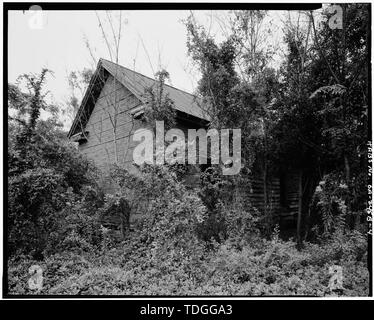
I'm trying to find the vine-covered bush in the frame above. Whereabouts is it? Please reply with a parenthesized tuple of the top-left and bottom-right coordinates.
(8, 166, 105, 258)
(309, 172, 368, 239)
(112, 164, 208, 260)
(45, 186, 104, 255)
(8, 114, 102, 258)
(7, 163, 369, 296)
(196, 166, 261, 245)
(8, 168, 66, 257)
(8, 227, 368, 296)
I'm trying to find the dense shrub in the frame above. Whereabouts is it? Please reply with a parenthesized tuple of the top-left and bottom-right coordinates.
(8, 161, 368, 296)
(8, 168, 66, 257)
(113, 165, 208, 264)
(7, 252, 90, 295)
(8, 228, 368, 296)
(45, 186, 104, 255)
(7, 141, 369, 296)
(8, 118, 103, 257)
(197, 166, 261, 245)
(8, 167, 104, 258)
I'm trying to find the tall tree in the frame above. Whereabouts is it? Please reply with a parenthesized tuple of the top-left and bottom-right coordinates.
(308, 4, 369, 229)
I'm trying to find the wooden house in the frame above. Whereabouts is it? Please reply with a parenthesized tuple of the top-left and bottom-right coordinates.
(68, 58, 209, 172)
(68, 58, 300, 233)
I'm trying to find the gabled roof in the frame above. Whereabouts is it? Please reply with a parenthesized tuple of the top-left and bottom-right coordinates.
(68, 58, 209, 138)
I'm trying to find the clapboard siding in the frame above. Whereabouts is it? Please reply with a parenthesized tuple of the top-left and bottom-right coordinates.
(186, 170, 300, 227)
(88, 98, 139, 125)
(243, 172, 300, 225)
(82, 119, 147, 147)
(280, 171, 300, 224)
(241, 176, 281, 215)
(79, 74, 146, 170)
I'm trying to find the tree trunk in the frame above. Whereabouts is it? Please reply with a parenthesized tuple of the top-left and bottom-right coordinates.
(303, 172, 319, 242)
(263, 119, 271, 235)
(344, 154, 350, 182)
(296, 170, 303, 249)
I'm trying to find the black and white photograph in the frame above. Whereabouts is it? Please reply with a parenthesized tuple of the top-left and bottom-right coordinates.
(2, 1, 372, 301)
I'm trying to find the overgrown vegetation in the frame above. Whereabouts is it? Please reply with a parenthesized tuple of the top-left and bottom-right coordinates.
(7, 4, 370, 296)
(7, 161, 369, 296)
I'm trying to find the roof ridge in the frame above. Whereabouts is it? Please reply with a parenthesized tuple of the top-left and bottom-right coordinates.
(99, 58, 199, 99)
(69, 58, 209, 137)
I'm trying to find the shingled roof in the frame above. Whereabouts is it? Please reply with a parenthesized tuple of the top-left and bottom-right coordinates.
(68, 58, 209, 138)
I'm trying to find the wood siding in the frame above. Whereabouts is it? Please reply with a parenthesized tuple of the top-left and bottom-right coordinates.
(79, 75, 145, 173)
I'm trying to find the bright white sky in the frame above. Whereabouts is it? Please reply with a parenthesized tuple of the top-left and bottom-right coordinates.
(8, 9, 316, 127)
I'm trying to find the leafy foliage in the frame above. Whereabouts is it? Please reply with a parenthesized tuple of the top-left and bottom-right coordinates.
(8, 71, 102, 258)
(143, 70, 177, 130)
(8, 228, 368, 296)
